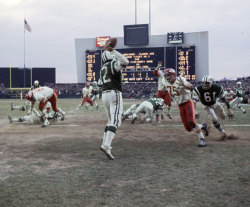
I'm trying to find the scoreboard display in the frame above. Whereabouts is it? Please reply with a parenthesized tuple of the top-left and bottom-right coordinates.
(86, 46, 195, 82)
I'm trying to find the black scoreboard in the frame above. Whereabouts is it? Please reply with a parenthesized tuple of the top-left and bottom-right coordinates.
(86, 46, 195, 82)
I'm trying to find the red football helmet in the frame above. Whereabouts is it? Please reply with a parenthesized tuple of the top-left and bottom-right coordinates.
(25, 91, 34, 101)
(226, 88, 230, 92)
(85, 83, 90, 88)
(164, 68, 176, 84)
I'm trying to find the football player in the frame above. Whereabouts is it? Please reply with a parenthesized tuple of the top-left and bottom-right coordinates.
(25, 86, 65, 127)
(30, 80, 40, 91)
(122, 103, 140, 121)
(193, 76, 234, 139)
(164, 69, 208, 147)
(76, 83, 94, 111)
(85, 81, 99, 110)
(153, 61, 172, 119)
(98, 40, 129, 160)
(230, 81, 246, 114)
(224, 88, 235, 102)
(8, 101, 60, 126)
(131, 98, 164, 124)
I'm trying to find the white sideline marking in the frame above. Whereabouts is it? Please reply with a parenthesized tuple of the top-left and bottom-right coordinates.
(50, 124, 250, 127)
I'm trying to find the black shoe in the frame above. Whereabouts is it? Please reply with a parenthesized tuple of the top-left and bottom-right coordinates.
(131, 117, 137, 124)
(243, 111, 246, 114)
(201, 123, 209, 136)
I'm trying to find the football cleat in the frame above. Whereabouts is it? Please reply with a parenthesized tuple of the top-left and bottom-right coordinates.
(167, 114, 173, 119)
(21, 106, 26, 111)
(201, 123, 209, 136)
(243, 111, 246, 114)
(96, 105, 99, 110)
(61, 112, 65, 121)
(131, 114, 137, 124)
(100, 146, 114, 160)
(198, 138, 207, 147)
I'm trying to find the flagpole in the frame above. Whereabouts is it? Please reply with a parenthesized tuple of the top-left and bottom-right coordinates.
(24, 18, 26, 87)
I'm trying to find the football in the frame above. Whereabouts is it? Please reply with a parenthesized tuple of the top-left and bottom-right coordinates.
(105, 37, 117, 48)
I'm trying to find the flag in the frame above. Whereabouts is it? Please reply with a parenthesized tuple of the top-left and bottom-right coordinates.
(24, 19, 32, 32)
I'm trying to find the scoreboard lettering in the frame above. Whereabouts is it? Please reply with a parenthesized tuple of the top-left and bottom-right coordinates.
(85, 46, 195, 82)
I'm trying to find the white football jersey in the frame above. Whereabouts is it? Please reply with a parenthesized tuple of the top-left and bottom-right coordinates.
(156, 70, 168, 91)
(165, 76, 191, 105)
(82, 86, 93, 97)
(32, 86, 54, 103)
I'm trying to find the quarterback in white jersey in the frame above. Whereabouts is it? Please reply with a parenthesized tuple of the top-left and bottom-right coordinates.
(164, 69, 208, 147)
(25, 86, 65, 127)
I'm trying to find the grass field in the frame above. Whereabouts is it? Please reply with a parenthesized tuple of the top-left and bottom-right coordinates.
(0, 98, 249, 207)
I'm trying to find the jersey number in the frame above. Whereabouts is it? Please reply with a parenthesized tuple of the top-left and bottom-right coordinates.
(167, 86, 180, 96)
(102, 66, 111, 83)
(204, 92, 216, 102)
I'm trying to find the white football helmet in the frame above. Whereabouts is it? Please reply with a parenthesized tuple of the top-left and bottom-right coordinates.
(34, 80, 39, 87)
(236, 81, 242, 87)
(93, 81, 97, 86)
(102, 51, 115, 63)
(202, 76, 213, 90)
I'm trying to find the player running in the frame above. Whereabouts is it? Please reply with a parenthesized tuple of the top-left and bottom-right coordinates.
(75, 83, 94, 111)
(224, 88, 235, 102)
(98, 39, 129, 160)
(153, 61, 172, 120)
(25, 86, 65, 127)
(131, 98, 164, 124)
(193, 76, 234, 139)
(85, 81, 99, 110)
(230, 81, 246, 114)
(164, 69, 208, 147)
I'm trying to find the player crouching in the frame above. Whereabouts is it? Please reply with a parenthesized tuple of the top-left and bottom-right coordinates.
(164, 69, 208, 147)
(25, 86, 65, 127)
(8, 102, 60, 125)
(131, 98, 164, 124)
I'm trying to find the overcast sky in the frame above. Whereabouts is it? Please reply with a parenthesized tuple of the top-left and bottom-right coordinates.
(0, 0, 249, 83)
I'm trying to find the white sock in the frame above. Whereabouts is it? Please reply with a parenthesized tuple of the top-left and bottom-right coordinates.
(102, 132, 107, 147)
(193, 124, 204, 139)
(104, 131, 116, 148)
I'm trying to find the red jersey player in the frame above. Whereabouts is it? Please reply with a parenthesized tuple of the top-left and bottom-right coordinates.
(76, 83, 94, 111)
(25, 86, 65, 127)
(164, 69, 208, 147)
(153, 61, 172, 120)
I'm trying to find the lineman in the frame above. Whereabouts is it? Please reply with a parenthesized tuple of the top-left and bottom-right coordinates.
(193, 76, 234, 139)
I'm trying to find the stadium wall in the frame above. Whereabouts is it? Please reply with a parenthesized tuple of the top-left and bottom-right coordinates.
(75, 31, 208, 83)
